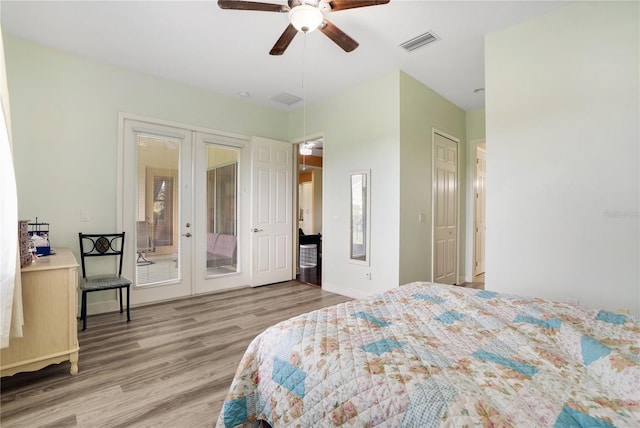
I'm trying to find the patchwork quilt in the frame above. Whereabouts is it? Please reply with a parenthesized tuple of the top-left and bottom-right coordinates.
(217, 282, 640, 427)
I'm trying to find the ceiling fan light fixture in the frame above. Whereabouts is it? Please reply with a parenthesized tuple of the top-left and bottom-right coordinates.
(299, 144, 313, 156)
(289, 5, 323, 33)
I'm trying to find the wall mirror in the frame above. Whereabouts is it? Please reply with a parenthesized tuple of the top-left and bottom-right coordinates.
(350, 170, 370, 265)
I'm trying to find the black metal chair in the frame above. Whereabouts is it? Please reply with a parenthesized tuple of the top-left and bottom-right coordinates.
(78, 232, 131, 331)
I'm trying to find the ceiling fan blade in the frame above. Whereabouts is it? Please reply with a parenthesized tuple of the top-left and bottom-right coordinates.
(322, 0, 389, 12)
(270, 24, 298, 55)
(218, 0, 289, 12)
(318, 19, 359, 52)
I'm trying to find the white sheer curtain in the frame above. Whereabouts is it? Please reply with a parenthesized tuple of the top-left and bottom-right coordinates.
(0, 24, 23, 349)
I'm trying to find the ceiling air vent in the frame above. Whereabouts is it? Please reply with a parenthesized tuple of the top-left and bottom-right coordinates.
(271, 92, 303, 106)
(400, 31, 440, 52)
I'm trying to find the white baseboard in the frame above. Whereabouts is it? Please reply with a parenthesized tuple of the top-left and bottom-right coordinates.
(322, 282, 373, 300)
(78, 299, 121, 317)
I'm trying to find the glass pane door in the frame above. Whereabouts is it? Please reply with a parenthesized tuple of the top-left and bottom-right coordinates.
(205, 145, 239, 276)
(136, 135, 180, 285)
(121, 117, 193, 305)
(122, 118, 248, 303)
(193, 132, 248, 295)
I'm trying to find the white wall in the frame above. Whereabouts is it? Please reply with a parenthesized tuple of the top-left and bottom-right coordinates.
(485, 1, 639, 314)
(290, 71, 401, 298)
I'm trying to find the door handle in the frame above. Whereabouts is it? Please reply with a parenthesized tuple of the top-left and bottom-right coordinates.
(252, 228, 263, 233)
(182, 232, 192, 238)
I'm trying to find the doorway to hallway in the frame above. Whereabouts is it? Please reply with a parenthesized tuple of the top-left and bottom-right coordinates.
(296, 138, 323, 286)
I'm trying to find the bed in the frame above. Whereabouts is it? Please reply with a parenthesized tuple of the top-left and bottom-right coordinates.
(217, 282, 640, 427)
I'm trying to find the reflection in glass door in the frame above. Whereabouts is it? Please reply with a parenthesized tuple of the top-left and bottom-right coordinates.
(136, 135, 180, 286)
(151, 175, 174, 248)
(205, 145, 239, 276)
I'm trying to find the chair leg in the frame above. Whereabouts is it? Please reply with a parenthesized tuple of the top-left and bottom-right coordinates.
(81, 291, 88, 331)
(126, 285, 131, 322)
(118, 287, 124, 314)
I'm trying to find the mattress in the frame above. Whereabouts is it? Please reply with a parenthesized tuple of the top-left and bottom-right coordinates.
(217, 282, 640, 427)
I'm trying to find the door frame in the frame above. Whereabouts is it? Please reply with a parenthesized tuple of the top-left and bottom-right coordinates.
(298, 177, 314, 235)
(473, 141, 486, 278)
(430, 129, 460, 284)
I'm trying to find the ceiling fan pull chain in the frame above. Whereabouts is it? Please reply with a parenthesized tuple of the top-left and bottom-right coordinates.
(302, 31, 307, 148)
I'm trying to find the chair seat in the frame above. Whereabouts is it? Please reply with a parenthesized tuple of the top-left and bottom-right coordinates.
(80, 274, 132, 291)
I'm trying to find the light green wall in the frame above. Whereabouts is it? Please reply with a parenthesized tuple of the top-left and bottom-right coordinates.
(7, 34, 477, 302)
(464, 108, 485, 280)
(466, 108, 485, 143)
(6, 35, 287, 255)
(5, 35, 287, 305)
(398, 72, 466, 285)
(485, 1, 639, 314)
(290, 71, 401, 298)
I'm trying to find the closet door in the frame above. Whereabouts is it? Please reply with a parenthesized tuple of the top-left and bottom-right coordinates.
(433, 132, 458, 285)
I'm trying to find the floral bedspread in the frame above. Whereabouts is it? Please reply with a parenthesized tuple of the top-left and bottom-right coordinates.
(217, 282, 640, 427)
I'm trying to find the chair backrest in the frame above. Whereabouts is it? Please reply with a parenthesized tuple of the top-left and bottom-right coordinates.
(207, 232, 220, 254)
(78, 232, 126, 279)
(215, 234, 237, 259)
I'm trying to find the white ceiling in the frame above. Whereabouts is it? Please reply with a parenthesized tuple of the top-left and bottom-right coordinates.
(1, 0, 569, 112)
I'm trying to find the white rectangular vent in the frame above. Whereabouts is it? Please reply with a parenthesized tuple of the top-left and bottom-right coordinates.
(400, 31, 440, 52)
(271, 92, 303, 106)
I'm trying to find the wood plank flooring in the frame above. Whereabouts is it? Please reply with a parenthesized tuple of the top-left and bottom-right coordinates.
(0, 281, 352, 428)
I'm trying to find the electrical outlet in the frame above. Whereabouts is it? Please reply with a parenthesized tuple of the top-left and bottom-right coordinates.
(81, 210, 90, 222)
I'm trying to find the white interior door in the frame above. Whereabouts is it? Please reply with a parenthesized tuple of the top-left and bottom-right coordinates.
(433, 132, 458, 285)
(250, 137, 293, 286)
(475, 144, 486, 275)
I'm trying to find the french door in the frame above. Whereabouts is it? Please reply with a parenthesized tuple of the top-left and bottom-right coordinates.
(119, 115, 248, 305)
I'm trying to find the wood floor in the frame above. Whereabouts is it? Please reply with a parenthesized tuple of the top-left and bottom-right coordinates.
(0, 281, 352, 428)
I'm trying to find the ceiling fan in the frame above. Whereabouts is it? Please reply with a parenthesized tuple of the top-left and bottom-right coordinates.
(218, 0, 390, 55)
